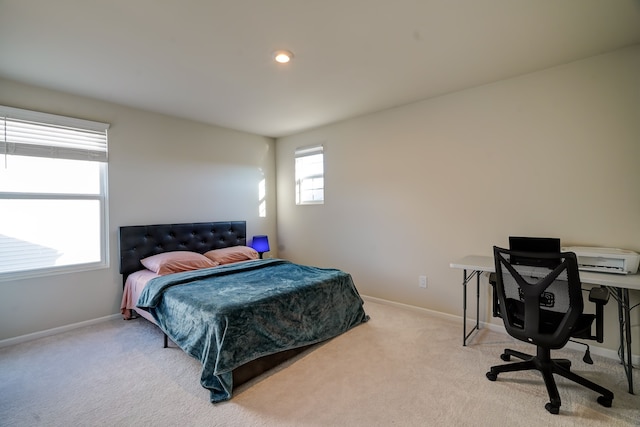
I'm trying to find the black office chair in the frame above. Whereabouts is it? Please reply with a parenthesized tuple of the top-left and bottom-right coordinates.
(486, 246, 614, 414)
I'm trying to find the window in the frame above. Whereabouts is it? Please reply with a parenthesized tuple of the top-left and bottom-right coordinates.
(295, 145, 324, 205)
(0, 105, 110, 280)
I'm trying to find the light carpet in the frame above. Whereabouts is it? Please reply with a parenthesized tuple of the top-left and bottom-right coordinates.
(0, 300, 638, 426)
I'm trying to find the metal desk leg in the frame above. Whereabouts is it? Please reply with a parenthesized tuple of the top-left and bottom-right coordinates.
(615, 287, 634, 394)
(476, 271, 480, 338)
(462, 269, 481, 346)
(463, 270, 467, 346)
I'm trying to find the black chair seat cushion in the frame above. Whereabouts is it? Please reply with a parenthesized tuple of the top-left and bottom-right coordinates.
(505, 298, 594, 338)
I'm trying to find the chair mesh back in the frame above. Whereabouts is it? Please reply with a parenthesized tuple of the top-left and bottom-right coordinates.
(493, 247, 583, 349)
(500, 266, 571, 315)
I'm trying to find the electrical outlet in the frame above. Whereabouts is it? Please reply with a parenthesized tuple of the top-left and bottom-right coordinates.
(419, 275, 427, 288)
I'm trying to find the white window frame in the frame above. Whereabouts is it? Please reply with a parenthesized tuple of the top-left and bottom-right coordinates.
(295, 145, 324, 205)
(0, 105, 110, 281)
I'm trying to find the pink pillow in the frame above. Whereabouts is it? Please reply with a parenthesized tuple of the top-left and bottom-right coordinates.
(204, 246, 259, 265)
(140, 251, 219, 275)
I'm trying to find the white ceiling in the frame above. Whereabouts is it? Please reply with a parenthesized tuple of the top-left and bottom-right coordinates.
(1, 1, 640, 138)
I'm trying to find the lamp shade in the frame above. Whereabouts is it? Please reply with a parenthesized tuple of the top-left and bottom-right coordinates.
(251, 235, 270, 256)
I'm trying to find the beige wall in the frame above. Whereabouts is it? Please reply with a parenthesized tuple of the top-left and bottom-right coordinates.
(1, 45, 638, 359)
(276, 45, 640, 356)
(0, 79, 277, 341)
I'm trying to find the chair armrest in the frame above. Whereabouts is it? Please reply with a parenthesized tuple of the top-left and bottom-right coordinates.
(589, 286, 610, 305)
(588, 286, 609, 343)
(489, 273, 500, 318)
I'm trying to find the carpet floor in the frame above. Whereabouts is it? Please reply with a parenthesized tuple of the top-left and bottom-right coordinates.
(0, 300, 638, 426)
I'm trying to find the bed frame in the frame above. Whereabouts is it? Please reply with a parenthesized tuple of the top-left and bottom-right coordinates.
(119, 220, 247, 286)
(118, 220, 309, 389)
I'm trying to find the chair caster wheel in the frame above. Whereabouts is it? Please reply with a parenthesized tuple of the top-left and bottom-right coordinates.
(545, 402, 559, 414)
(486, 371, 497, 381)
(500, 354, 511, 361)
(597, 396, 612, 407)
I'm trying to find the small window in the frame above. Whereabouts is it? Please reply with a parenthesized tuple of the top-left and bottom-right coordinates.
(0, 105, 110, 280)
(295, 145, 324, 205)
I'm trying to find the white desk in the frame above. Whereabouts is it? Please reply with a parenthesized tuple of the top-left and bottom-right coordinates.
(450, 255, 640, 394)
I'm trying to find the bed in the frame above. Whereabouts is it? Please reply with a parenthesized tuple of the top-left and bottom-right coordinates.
(119, 221, 369, 402)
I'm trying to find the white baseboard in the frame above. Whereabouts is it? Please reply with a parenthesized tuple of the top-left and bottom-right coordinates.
(361, 295, 640, 366)
(0, 313, 121, 349)
(363, 295, 462, 322)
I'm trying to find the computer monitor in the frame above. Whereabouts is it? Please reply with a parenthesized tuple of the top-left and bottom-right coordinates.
(509, 236, 561, 268)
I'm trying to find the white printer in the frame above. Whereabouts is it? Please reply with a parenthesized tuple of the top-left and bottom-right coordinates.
(562, 246, 640, 275)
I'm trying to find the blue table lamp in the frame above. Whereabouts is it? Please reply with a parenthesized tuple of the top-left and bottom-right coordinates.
(252, 235, 270, 259)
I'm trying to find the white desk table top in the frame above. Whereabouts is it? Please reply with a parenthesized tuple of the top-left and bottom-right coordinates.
(450, 255, 640, 291)
(449, 255, 494, 272)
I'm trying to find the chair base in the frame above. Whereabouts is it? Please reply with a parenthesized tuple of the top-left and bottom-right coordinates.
(486, 346, 613, 414)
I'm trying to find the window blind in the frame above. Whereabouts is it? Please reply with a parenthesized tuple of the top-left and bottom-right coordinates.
(295, 144, 323, 159)
(0, 105, 110, 162)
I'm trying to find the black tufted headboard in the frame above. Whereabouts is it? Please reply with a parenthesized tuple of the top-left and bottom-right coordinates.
(119, 221, 247, 285)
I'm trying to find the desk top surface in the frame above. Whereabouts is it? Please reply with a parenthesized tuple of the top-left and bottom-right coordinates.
(450, 255, 640, 291)
(449, 255, 495, 272)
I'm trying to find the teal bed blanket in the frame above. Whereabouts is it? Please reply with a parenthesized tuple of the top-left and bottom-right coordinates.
(137, 259, 369, 402)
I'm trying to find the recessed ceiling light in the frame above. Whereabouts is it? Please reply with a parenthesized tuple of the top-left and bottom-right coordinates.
(273, 50, 294, 64)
